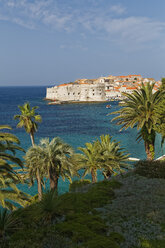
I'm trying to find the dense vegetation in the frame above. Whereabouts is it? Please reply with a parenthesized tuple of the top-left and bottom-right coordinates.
(1, 80, 165, 247)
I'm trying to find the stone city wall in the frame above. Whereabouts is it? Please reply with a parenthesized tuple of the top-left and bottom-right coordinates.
(46, 83, 106, 102)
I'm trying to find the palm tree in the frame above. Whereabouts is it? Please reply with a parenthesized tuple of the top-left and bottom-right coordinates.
(36, 190, 60, 223)
(97, 135, 129, 179)
(0, 208, 19, 245)
(78, 141, 101, 183)
(111, 83, 164, 160)
(25, 137, 74, 192)
(14, 102, 42, 146)
(0, 125, 28, 209)
(0, 125, 23, 174)
(14, 102, 42, 200)
(24, 145, 45, 201)
(153, 79, 165, 146)
(40, 138, 74, 191)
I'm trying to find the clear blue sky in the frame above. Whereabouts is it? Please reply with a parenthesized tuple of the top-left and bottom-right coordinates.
(0, 0, 165, 86)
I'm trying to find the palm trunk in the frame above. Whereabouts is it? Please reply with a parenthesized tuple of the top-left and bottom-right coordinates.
(30, 132, 35, 147)
(36, 168, 42, 201)
(145, 141, 154, 160)
(49, 166, 59, 192)
(91, 168, 97, 183)
(30, 132, 42, 200)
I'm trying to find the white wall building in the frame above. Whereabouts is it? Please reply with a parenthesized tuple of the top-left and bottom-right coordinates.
(46, 74, 158, 102)
(105, 90, 122, 99)
(46, 83, 106, 102)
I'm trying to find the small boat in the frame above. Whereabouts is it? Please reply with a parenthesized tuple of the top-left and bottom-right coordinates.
(106, 105, 111, 109)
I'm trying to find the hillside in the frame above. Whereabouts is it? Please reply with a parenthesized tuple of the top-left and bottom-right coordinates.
(4, 162, 165, 248)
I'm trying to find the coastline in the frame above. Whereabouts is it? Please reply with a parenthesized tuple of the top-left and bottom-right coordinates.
(44, 97, 124, 105)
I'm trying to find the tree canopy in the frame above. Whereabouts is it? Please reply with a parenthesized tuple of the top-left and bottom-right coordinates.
(111, 83, 164, 160)
(0, 125, 28, 209)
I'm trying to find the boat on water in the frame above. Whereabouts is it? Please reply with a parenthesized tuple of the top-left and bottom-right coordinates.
(106, 104, 111, 109)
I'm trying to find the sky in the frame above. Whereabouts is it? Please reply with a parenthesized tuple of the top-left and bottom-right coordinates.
(0, 0, 165, 86)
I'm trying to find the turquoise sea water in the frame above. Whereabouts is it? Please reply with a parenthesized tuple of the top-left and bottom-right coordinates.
(0, 86, 163, 194)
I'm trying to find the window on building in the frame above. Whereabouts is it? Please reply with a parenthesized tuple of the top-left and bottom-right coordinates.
(93, 93, 95, 95)
(73, 92, 75, 95)
(68, 93, 70, 95)
(78, 92, 80, 95)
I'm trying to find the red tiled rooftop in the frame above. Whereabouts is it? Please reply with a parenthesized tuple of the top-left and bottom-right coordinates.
(58, 83, 71, 87)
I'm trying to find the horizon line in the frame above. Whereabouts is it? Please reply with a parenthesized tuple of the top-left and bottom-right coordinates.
(0, 85, 57, 87)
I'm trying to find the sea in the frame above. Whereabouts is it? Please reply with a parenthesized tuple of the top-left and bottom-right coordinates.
(0, 86, 163, 195)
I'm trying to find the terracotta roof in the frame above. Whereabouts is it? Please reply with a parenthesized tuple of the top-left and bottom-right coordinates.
(126, 87, 137, 90)
(128, 75, 141, 77)
(58, 83, 71, 87)
(117, 75, 141, 79)
(147, 78, 155, 80)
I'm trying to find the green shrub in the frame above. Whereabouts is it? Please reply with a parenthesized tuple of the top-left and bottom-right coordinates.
(11, 179, 120, 229)
(6, 179, 122, 247)
(42, 232, 73, 248)
(84, 236, 120, 248)
(109, 232, 125, 244)
(56, 222, 95, 243)
(8, 228, 73, 248)
(55, 180, 120, 214)
(134, 160, 165, 178)
(69, 179, 91, 192)
(141, 239, 165, 248)
(65, 214, 107, 234)
(8, 228, 45, 248)
(55, 214, 122, 247)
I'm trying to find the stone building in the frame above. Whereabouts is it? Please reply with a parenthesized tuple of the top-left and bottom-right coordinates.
(46, 74, 159, 102)
(46, 82, 106, 102)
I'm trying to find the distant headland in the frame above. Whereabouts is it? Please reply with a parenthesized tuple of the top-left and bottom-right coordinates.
(46, 74, 161, 103)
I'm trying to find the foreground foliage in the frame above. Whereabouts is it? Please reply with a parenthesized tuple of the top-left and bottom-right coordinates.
(134, 160, 165, 178)
(0, 208, 19, 246)
(4, 180, 122, 248)
(1, 165, 165, 247)
(97, 173, 165, 248)
(0, 125, 28, 210)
